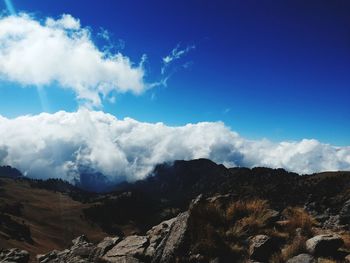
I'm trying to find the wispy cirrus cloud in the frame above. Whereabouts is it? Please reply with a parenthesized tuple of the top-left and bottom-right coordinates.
(0, 13, 149, 107)
(161, 43, 195, 75)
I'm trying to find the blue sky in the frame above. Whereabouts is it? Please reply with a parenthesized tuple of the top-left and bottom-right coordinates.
(0, 0, 350, 146)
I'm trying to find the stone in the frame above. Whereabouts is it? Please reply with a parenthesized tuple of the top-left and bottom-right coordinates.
(152, 211, 190, 263)
(339, 199, 350, 225)
(0, 248, 30, 263)
(95, 236, 122, 256)
(103, 256, 142, 263)
(145, 217, 176, 258)
(286, 253, 315, 263)
(249, 235, 276, 262)
(72, 235, 90, 246)
(306, 234, 343, 256)
(104, 235, 148, 259)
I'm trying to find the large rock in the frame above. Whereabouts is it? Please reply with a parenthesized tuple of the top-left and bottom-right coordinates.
(103, 255, 142, 263)
(339, 199, 350, 226)
(249, 235, 276, 262)
(91, 236, 122, 259)
(103, 235, 148, 261)
(306, 234, 343, 256)
(152, 211, 190, 263)
(37, 235, 95, 263)
(0, 248, 29, 263)
(286, 253, 315, 263)
(145, 217, 176, 258)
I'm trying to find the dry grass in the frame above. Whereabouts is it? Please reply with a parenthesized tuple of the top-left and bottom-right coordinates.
(281, 207, 316, 237)
(317, 259, 337, 263)
(341, 232, 350, 250)
(225, 199, 278, 241)
(189, 199, 275, 260)
(226, 199, 269, 222)
(186, 198, 346, 262)
(0, 178, 107, 262)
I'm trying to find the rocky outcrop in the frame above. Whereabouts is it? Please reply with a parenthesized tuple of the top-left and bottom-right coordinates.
(145, 217, 176, 258)
(249, 235, 277, 262)
(152, 212, 190, 263)
(36, 211, 187, 263)
(37, 235, 96, 263)
(306, 234, 343, 257)
(286, 254, 315, 263)
(91, 236, 122, 260)
(339, 199, 350, 226)
(103, 235, 149, 262)
(0, 248, 29, 263)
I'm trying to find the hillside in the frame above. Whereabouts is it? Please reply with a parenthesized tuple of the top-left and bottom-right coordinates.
(0, 160, 350, 262)
(0, 177, 107, 261)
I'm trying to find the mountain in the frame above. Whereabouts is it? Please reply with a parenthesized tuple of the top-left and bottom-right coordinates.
(0, 160, 350, 262)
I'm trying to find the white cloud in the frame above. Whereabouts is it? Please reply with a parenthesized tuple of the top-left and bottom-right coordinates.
(0, 110, 349, 184)
(0, 13, 148, 107)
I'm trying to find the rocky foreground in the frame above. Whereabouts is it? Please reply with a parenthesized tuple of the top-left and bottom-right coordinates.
(2, 194, 350, 263)
(1, 160, 350, 262)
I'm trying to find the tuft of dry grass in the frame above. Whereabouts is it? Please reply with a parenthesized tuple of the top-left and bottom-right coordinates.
(270, 235, 307, 263)
(225, 199, 278, 241)
(341, 232, 350, 250)
(281, 207, 316, 237)
(317, 259, 337, 263)
(226, 199, 269, 222)
(189, 199, 328, 262)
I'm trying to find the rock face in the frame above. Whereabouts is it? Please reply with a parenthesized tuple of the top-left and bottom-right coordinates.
(0, 248, 29, 263)
(339, 199, 350, 226)
(286, 254, 315, 263)
(35, 212, 185, 263)
(249, 235, 276, 261)
(152, 211, 190, 263)
(145, 217, 177, 258)
(306, 234, 344, 257)
(103, 235, 149, 262)
(37, 235, 96, 263)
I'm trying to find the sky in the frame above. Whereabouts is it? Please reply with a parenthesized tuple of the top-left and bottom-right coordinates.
(0, 0, 349, 183)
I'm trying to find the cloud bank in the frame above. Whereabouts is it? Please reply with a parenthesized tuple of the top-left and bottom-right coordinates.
(0, 110, 349, 184)
(0, 13, 147, 107)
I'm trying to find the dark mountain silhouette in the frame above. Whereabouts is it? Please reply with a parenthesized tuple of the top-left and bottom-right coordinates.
(0, 166, 23, 179)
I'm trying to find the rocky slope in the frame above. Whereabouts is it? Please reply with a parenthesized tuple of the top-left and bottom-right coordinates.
(0, 159, 350, 262)
(20, 195, 350, 262)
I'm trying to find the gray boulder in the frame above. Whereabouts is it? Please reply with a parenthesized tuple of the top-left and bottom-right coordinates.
(152, 211, 190, 263)
(91, 236, 122, 258)
(103, 235, 148, 262)
(37, 235, 95, 263)
(306, 234, 343, 256)
(286, 253, 315, 263)
(0, 248, 29, 263)
(145, 217, 176, 258)
(339, 199, 350, 226)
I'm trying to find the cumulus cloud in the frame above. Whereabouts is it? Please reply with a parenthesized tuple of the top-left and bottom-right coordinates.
(0, 13, 148, 107)
(0, 110, 349, 184)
